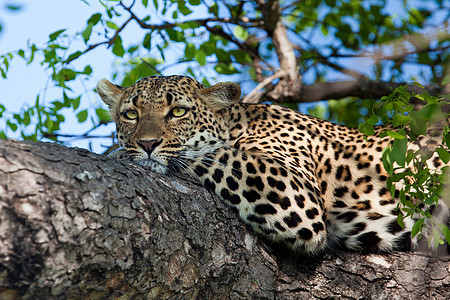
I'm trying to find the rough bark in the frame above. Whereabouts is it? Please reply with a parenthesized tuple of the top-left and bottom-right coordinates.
(0, 139, 448, 299)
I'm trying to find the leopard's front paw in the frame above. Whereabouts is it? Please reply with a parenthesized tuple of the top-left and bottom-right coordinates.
(109, 148, 134, 160)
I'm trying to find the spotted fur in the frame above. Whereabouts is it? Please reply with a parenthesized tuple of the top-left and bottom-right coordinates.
(97, 75, 449, 254)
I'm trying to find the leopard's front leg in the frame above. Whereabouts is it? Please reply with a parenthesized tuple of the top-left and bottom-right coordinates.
(190, 147, 328, 254)
(108, 148, 133, 160)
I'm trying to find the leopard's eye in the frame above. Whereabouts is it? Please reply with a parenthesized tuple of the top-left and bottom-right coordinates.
(123, 110, 138, 120)
(170, 107, 187, 118)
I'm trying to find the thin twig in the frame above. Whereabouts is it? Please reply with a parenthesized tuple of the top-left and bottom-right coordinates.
(120, 1, 263, 29)
(42, 122, 112, 141)
(64, 15, 133, 64)
(242, 70, 285, 103)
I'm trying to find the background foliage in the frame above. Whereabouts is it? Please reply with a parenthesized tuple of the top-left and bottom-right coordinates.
(360, 84, 450, 247)
(1, 0, 448, 147)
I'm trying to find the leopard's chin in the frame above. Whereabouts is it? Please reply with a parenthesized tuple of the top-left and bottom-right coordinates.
(137, 159, 168, 174)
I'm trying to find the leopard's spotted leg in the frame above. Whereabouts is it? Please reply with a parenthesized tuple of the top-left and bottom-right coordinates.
(189, 147, 328, 254)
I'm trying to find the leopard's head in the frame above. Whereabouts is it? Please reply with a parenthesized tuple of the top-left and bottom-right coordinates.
(97, 75, 241, 174)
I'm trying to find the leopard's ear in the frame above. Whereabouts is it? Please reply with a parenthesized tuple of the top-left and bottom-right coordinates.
(97, 79, 124, 109)
(198, 82, 241, 111)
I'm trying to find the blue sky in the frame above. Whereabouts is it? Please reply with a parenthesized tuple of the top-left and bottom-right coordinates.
(0, 1, 109, 111)
(0, 0, 135, 152)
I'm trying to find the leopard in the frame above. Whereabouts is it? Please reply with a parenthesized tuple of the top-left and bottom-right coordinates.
(97, 75, 449, 255)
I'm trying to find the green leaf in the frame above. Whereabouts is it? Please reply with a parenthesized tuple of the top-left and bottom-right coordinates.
(82, 23, 93, 43)
(82, 17, 100, 43)
(399, 188, 406, 202)
(49, 29, 66, 42)
(7, 121, 18, 132)
(393, 114, 410, 127)
(72, 96, 81, 110)
(106, 21, 118, 30)
(359, 123, 375, 136)
(56, 114, 65, 123)
(382, 146, 393, 175)
(189, 0, 201, 5)
(230, 50, 252, 64)
(76, 110, 88, 123)
(83, 65, 93, 75)
(44, 117, 54, 131)
(410, 111, 427, 137)
(405, 150, 415, 164)
(432, 228, 441, 249)
(23, 111, 31, 126)
(442, 75, 450, 86)
(143, 33, 151, 50)
(87, 13, 102, 25)
(128, 45, 139, 54)
(321, 24, 328, 36)
(195, 50, 206, 66)
(436, 147, 450, 164)
(445, 132, 450, 149)
(185, 43, 195, 60)
(386, 130, 406, 139)
(392, 137, 407, 167)
(179, 21, 200, 30)
(112, 36, 125, 57)
(397, 213, 405, 229)
(366, 114, 379, 125)
(62, 93, 70, 108)
(209, 3, 218, 15)
(96, 108, 111, 123)
(67, 51, 83, 62)
(424, 195, 438, 205)
(201, 77, 210, 87)
(142, 0, 149, 7)
(13, 113, 21, 123)
(59, 68, 77, 82)
(214, 63, 238, 75)
(166, 29, 184, 42)
(437, 223, 450, 245)
(411, 218, 424, 238)
(234, 26, 249, 41)
(17, 49, 25, 58)
(177, 0, 192, 16)
(412, 81, 424, 89)
(420, 103, 443, 121)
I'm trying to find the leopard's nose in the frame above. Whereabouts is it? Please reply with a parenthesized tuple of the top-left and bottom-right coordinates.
(138, 139, 161, 155)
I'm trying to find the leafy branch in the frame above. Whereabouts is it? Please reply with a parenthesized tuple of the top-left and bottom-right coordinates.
(360, 77, 450, 248)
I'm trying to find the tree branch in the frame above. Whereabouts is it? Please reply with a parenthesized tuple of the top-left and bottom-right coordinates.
(0, 139, 448, 299)
(290, 79, 445, 103)
(363, 24, 450, 64)
(243, 0, 302, 104)
(120, 1, 263, 30)
(243, 70, 285, 103)
(203, 23, 261, 61)
(64, 15, 133, 64)
(247, 77, 448, 106)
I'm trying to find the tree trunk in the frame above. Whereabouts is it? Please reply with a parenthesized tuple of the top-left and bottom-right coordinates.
(0, 139, 448, 299)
